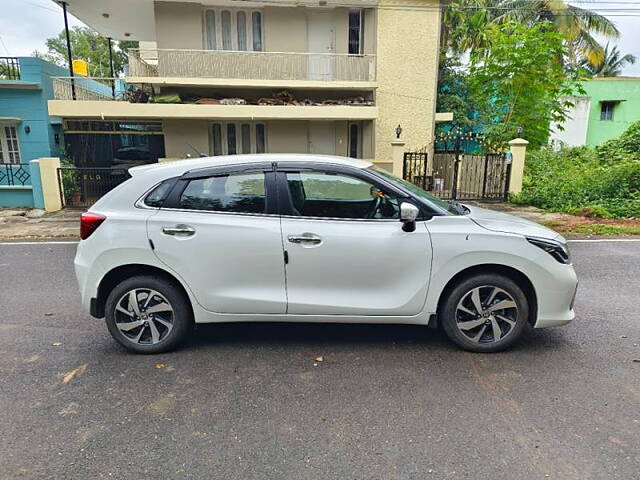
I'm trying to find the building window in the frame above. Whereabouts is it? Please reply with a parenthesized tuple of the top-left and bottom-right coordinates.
(600, 101, 615, 121)
(0, 125, 21, 164)
(237, 11, 247, 51)
(256, 124, 266, 153)
(212, 124, 223, 156)
(205, 10, 216, 50)
(226, 123, 237, 154)
(252, 12, 263, 51)
(348, 10, 364, 55)
(348, 122, 361, 158)
(205, 8, 263, 52)
(211, 122, 267, 156)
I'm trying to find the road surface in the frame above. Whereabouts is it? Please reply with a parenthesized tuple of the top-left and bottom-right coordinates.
(0, 240, 639, 479)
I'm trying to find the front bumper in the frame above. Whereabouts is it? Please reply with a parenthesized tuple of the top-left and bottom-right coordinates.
(533, 265, 578, 328)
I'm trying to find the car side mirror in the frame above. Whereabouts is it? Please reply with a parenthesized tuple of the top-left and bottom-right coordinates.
(400, 202, 419, 232)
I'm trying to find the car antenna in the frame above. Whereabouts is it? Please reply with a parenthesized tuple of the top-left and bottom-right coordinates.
(186, 142, 207, 158)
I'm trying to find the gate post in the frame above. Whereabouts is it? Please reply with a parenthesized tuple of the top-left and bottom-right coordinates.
(508, 138, 529, 195)
(391, 140, 405, 177)
(37, 157, 63, 212)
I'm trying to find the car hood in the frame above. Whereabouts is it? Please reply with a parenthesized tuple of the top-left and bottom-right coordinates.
(464, 204, 564, 241)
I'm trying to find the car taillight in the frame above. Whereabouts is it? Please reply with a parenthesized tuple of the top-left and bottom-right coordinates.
(80, 212, 106, 240)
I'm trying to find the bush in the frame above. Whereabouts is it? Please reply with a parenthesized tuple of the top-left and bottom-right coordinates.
(597, 120, 640, 162)
(512, 146, 640, 218)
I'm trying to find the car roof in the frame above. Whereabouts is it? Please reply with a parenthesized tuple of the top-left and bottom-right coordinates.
(128, 154, 373, 177)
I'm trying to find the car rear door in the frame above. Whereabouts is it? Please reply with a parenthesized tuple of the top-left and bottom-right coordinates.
(147, 163, 287, 314)
(277, 163, 433, 317)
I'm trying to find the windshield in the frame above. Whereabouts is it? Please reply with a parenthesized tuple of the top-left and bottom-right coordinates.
(370, 166, 464, 216)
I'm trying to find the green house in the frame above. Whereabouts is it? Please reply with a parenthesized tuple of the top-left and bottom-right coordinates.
(551, 77, 640, 148)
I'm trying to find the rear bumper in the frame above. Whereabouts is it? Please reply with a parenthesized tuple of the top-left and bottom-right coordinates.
(74, 242, 106, 316)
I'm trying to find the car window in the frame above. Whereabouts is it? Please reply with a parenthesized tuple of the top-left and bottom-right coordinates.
(144, 179, 176, 208)
(286, 171, 400, 219)
(179, 171, 266, 214)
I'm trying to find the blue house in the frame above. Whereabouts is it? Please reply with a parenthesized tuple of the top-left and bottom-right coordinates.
(0, 57, 68, 207)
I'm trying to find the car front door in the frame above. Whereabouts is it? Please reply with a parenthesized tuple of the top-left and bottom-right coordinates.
(277, 164, 433, 317)
(147, 163, 287, 314)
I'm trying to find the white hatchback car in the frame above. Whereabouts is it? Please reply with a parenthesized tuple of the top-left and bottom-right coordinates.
(75, 154, 577, 354)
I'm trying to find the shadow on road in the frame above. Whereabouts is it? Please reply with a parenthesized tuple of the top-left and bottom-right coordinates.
(175, 321, 572, 354)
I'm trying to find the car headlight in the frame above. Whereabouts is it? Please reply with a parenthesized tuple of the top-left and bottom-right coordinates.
(526, 236, 571, 264)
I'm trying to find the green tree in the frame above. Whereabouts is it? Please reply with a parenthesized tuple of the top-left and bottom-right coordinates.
(580, 43, 637, 77)
(493, 0, 619, 67)
(435, 54, 481, 135)
(468, 22, 582, 149)
(443, 0, 619, 68)
(32, 26, 138, 77)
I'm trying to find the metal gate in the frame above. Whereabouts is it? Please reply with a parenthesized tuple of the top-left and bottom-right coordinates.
(57, 167, 131, 208)
(403, 150, 510, 202)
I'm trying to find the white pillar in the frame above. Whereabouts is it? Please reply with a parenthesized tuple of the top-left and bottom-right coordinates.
(508, 138, 529, 195)
(38, 157, 62, 212)
(391, 140, 405, 177)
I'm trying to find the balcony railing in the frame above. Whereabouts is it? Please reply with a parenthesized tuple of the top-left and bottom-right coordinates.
(128, 49, 376, 82)
(0, 57, 21, 80)
(52, 77, 119, 101)
(0, 164, 31, 186)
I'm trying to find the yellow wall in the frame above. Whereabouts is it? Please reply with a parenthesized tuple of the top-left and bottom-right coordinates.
(264, 7, 307, 52)
(266, 121, 310, 153)
(155, 2, 203, 49)
(163, 119, 210, 158)
(374, 0, 441, 165)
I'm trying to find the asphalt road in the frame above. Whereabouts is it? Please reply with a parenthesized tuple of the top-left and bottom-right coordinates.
(1, 241, 639, 479)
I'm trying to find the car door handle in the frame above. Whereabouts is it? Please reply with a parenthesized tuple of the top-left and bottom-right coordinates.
(288, 234, 322, 244)
(162, 225, 196, 237)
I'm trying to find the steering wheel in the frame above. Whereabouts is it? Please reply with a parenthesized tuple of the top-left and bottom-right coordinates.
(367, 194, 383, 219)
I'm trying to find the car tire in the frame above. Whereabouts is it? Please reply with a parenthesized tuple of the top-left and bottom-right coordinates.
(440, 273, 529, 353)
(105, 275, 193, 354)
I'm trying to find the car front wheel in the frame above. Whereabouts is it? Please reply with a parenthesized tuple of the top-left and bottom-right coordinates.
(440, 273, 529, 352)
(105, 276, 193, 354)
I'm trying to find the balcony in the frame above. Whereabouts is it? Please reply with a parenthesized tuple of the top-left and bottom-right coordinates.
(49, 76, 377, 121)
(127, 49, 377, 87)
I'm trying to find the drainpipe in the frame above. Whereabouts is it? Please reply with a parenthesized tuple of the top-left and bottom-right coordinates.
(60, 1, 76, 100)
(107, 37, 115, 99)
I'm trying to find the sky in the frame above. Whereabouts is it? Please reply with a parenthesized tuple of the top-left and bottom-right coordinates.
(1, 0, 639, 76)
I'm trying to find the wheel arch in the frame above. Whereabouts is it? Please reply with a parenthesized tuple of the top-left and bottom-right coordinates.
(435, 264, 538, 326)
(93, 264, 193, 319)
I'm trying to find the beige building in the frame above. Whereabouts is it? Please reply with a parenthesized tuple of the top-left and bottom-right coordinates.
(48, 0, 444, 174)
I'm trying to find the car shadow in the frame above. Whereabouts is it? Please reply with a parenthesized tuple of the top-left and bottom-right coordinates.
(186, 322, 453, 351)
(182, 321, 574, 354)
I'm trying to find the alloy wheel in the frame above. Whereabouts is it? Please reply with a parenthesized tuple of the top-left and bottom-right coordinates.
(114, 289, 174, 345)
(455, 285, 519, 344)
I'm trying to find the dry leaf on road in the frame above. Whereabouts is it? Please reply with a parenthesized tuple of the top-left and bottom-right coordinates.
(62, 364, 88, 384)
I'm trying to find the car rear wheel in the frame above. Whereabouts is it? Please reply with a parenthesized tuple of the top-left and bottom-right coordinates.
(440, 273, 529, 352)
(105, 276, 193, 354)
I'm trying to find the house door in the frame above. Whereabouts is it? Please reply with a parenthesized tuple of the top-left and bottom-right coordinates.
(308, 122, 336, 155)
(307, 10, 335, 80)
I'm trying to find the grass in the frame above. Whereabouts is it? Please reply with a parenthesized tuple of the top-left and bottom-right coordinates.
(540, 220, 640, 237)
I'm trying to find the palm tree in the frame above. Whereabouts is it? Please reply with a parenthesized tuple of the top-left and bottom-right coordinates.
(580, 43, 637, 77)
(492, 0, 619, 66)
(443, 0, 619, 67)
